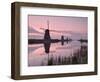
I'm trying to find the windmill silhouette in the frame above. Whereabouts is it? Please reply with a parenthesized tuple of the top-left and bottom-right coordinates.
(44, 20, 51, 41)
(40, 20, 72, 43)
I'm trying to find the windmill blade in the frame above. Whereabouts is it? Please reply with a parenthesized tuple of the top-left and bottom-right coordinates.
(40, 28, 64, 33)
(40, 28, 46, 30)
(40, 27, 84, 36)
(40, 20, 73, 34)
(40, 28, 72, 34)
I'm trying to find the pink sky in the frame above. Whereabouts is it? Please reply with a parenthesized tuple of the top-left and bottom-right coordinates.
(28, 15, 88, 39)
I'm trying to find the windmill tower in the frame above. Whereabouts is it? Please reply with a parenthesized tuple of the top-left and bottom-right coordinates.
(44, 20, 51, 40)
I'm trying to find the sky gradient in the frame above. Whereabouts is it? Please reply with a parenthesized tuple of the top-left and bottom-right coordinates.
(28, 15, 88, 40)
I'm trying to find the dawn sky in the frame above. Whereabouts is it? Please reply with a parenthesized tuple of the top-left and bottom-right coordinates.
(28, 15, 88, 40)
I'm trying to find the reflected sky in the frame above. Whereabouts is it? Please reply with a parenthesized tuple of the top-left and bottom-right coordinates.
(28, 41, 87, 66)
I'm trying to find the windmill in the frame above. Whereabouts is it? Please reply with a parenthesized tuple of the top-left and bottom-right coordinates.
(43, 20, 51, 41)
(40, 20, 72, 42)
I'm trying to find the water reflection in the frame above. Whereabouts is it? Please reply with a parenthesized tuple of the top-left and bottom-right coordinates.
(28, 41, 87, 66)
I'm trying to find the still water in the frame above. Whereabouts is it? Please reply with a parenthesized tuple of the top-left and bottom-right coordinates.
(28, 41, 87, 66)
